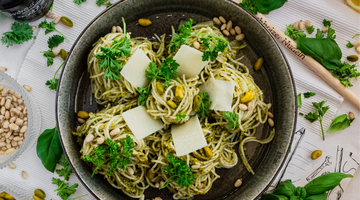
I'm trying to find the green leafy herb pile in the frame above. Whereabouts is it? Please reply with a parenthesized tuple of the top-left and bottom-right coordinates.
(169, 19, 228, 61)
(74, 0, 113, 7)
(83, 135, 135, 177)
(261, 173, 353, 200)
(38, 20, 69, 41)
(159, 153, 194, 189)
(175, 113, 187, 121)
(1, 21, 34, 48)
(137, 58, 180, 107)
(94, 18, 131, 81)
(304, 101, 329, 140)
(197, 92, 212, 118)
(285, 24, 306, 41)
(239, 0, 287, 14)
(223, 112, 240, 130)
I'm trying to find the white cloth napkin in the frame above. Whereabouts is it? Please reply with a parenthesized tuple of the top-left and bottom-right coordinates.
(0, 0, 359, 199)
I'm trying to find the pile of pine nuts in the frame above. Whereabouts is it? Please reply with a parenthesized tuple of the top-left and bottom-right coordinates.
(213, 16, 245, 41)
(293, 20, 311, 31)
(267, 103, 274, 127)
(0, 87, 28, 155)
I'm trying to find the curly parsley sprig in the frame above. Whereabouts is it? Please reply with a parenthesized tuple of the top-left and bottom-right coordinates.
(1, 21, 34, 48)
(304, 101, 330, 140)
(223, 112, 240, 130)
(38, 20, 69, 41)
(197, 92, 212, 118)
(46, 62, 63, 90)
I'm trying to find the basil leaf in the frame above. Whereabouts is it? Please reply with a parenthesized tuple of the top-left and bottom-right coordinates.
(304, 173, 353, 195)
(328, 114, 353, 133)
(261, 193, 289, 200)
(297, 38, 342, 70)
(294, 187, 307, 198)
(252, 0, 287, 14)
(36, 126, 63, 173)
(304, 193, 327, 200)
(274, 179, 296, 197)
(297, 93, 302, 108)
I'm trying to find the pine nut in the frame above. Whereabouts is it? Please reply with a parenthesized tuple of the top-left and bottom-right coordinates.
(0, 150, 4, 155)
(103, 1, 109, 5)
(76, 126, 80, 132)
(85, 134, 94, 143)
(354, 40, 360, 48)
(268, 118, 274, 127)
(268, 112, 274, 118)
(239, 104, 247, 111)
(22, 171, 28, 179)
(110, 128, 120, 136)
(52, 48, 60, 56)
(23, 85, 32, 92)
(213, 17, 221, 25)
(127, 167, 134, 175)
(299, 20, 305, 30)
(322, 26, 328, 33)
(2, 87, 9, 96)
(348, 112, 355, 120)
(235, 34, 245, 41)
(54, 16, 61, 24)
(77, 118, 85, 124)
(0, 67, 7, 72)
(230, 28, 236, 35)
(155, 182, 160, 188)
(5, 99, 11, 109)
(1, 98, 5, 106)
(191, 164, 200, 169)
(0, 142, 5, 147)
(116, 26, 123, 33)
(5, 148, 15, 154)
(234, 26, 241, 34)
(45, 12, 56, 19)
(8, 163, 16, 169)
(356, 47, 360, 54)
(267, 103, 272, 109)
(3, 121, 9, 129)
(160, 180, 164, 188)
(139, 194, 145, 200)
(13, 136, 23, 141)
(111, 26, 116, 33)
(219, 16, 226, 24)
(9, 89, 15, 95)
(20, 126, 27, 133)
(305, 20, 311, 27)
(9, 123, 19, 131)
(31, 26, 36, 31)
(226, 20, 233, 31)
(220, 24, 226, 30)
(293, 21, 299, 30)
(222, 30, 230, 36)
(193, 41, 200, 49)
(97, 137, 104, 144)
(234, 179, 242, 187)
(11, 140, 17, 147)
(154, 197, 162, 200)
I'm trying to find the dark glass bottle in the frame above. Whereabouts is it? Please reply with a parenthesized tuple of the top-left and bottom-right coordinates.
(0, 0, 53, 22)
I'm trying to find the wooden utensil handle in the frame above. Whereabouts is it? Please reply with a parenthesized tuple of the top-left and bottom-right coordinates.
(255, 13, 360, 110)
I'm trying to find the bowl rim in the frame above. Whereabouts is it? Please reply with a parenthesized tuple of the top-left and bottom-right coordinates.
(55, 0, 298, 199)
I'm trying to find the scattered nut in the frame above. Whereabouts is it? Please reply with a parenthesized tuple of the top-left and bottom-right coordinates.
(213, 17, 221, 25)
(305, 20, 311, 27)
(127, 167, 134, 175)
(111, 26, 116, 33)
(235, 34, 245, 41)
(31, 26, 36, 31)
(102, 0, 109, 5)
(85, 134, 94, 143)
(23, 85, 32, 92)
(160, 180, 164, 188)
(110, 128, 120, 136)
(220, 24, 226, 31)
(353, 40, 360, 48)
(322, 26, 329, 33)
(22, 171, 28, 179)
(222, 30, 230, 36)
(267, 103, 272, 110)
(299, 20, 305, 30)
(45, 12, 56, 19)
(54, 16, 61, 24)
(8, 163, 16, 169)
(239, 104, 247, 111)
(348, 112, 355, 120)
(234, 178, 242, 187)
(268, 112, 274, 118)
(234, 26, 241, 34)
(77, 118, 85, 124)
(0, 67, 7, 72)
(219, 16, 226, 24)
(293, 21, 299, 30)
(356, 46, 360, 54)
(139, 194, 145, 200)
(193, 41, 200, 49)
(191, 164, 200, 170)
(97, 137, 105, 144)
(230, 28, 236, 35)
(52, 48, 60, 56)
(226, 20, 233, 31)
(116, 26, 123, 33)
(268, 118, 274, 127)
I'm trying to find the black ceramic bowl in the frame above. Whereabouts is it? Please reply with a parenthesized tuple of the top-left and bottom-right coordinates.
(56, 0, 296, 199)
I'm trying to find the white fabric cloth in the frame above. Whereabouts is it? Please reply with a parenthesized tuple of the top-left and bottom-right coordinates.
(0, 0, 359, 199)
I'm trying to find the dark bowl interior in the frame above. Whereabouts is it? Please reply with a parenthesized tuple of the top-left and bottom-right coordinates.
(56, 0, 297, 199)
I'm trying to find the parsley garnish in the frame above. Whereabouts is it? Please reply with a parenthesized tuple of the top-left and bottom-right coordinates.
(299, 113, 304, 116)
(42, 50, 56, 66)
(332, 62, 360, 87)
(52, 178, 78, 200)
(197, 92, 212, 118)
(304, 101, 330, 140)
(297, 93, 302, 108)
(169, 19, 228, 61)
(46, 62, 63, 90)
(304, 92, 316, 98)
(175, 113, 187, 121)
(83, 135, 134, 177)
(327, 27, 336, 40)
(239, 0, 259, 14)
(323, 19, 332, 27)
(94, 18, 131, 81)
(48, 35, 64, 49)
(159, 153, 194, 189)
(1, 21, 34, 48)
(56, 155, 73, 181)
(73, 0, 86, 5)
(223, 112, 240, 130)
(38, 20, 69, 41)
(285, 24, 306, 41)
(346, 41, 354, 48)
(306, 25, 315, 34)
(315, 29, 324, 39)
(96, 0, 112, 7)
(137, 58, 180, 107)
(353, 33, 360, 38)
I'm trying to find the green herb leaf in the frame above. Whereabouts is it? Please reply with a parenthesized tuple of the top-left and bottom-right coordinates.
(202, 39, 227, 61)
(327, 27, 336, 40)
(106, 2, 112, 7)
(295, 187, 307, 198)
(299, 113, 304, 116)
(260, 193, 289, 200)
(304, 111, 319, 123)
(160, 153, 194, 189)
(297, 93, 302, 108)
(297, 37, 342, 70)
(252, 0, 287, 14)
(56, 155, 73, 181)
(46, 62, 64, 91)
(315, 29, 324, 39)
(304, 173, 353, 195)
(285, 24, 306, 41)
(42, 50, 56, 66)
(175, 113, 187, 121)
(223, 112, 240, 130)
(48, 35, 65, 49)
(169, 19, 193, 52)
(323, 19, 332, 27)
(304, 92, 316, 98)
(52, 178, 78, 200)
(346, 41, 354, 48)
(239, 0, 259, 15)
(305, 101, 329, 140)
(38, 20, 69, 41)
(137, 86, 150, 107)
(333, 62, 360, 87)
(305, 25, 315, 34)
(273, 179, 296, 197)
(73, 0, 86, 5)
(304, 193, 327, 200)
(328, 114, 354, 134)
(36, 126, 63, 173)
(96, 0, 108, 6)
(1, 21, 34, 48)
(352, 33, 360, 38)
(197, 92, 212, 118)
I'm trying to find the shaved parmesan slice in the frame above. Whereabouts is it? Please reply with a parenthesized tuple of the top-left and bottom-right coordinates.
(173, 45, 209, 78)
(199, 77, 235, 111)
(171, 116, 207, 156)
(120, 49, 151, 88)
(122, 106, 164, 139)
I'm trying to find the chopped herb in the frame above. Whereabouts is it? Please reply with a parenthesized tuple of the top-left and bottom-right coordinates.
(46, 62, 63, 91)
(304, 92, 316, 98)
(73, 0, 86, 5)
(56, 155, 73, 181)
(239, 0, 259, 14)
(327, 27, 336, 40)
(106, 2, 112, 7)
(285, 24, 306, 41)
(223, 112, 240, 130)
(175, 113, 187, 121)
(315, 29, 324, 39)
(52, 178, 78, 200)
(297, 93, 302, 108)
(352, 33, 360, 38)
(38, 20, 69, 41)
(48, 35, 64, 49)
(96, 0, 107, 6)
(42, 50, 56, 66)
(197, 92, 212, 118)
(1, 21, 34, 48)
(306, 25, 315, 34)
(299, 113, 304, 116)
(304, 101, 330, 140)
(239, 0, 286, 14)
(346, 41, 354, 48)
(332, 62, 360, 87)
(201, 37, 227, 61)
(159, 153, 194, 189)
(323, 19, 332, 27)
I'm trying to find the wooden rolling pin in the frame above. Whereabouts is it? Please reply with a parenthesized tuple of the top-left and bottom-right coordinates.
(254, 13, 360, 110)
